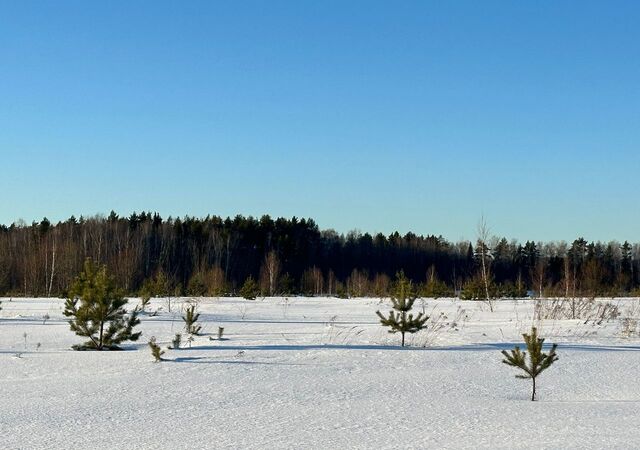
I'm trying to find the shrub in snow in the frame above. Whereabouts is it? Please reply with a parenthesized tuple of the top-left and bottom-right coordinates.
(171, 333, 182, 349)
(239, 276, 259, 300)
(148, 337, 165, 362)
(182, 304, 202, 335)
(376, 271, 428, 347)
(63, 259, 141, 350)
(501, 326, 558, 401)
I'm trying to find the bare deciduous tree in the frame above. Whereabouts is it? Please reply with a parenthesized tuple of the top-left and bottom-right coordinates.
(477, 216, 494, 311)
(260, 251, 280, 296)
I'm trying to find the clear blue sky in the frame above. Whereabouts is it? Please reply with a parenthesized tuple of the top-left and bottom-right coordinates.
(2, 1, 639, 242)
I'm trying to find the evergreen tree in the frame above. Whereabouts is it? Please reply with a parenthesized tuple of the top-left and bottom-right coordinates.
(148, 337, 165, 362)
(501, 327, 558, 401)
(139, 270, 171, 304)
(422, 266, 453, 298)
(460, 274, 497, 300)
(171, 333, 182, 349)
(63, 259, 141, 350)
(376, 271, 428, 347)
(619, 241, 633, 292)
(239, 275, 259, 300)
(187, 272, 207, 296)
(182, 304, 202, 335)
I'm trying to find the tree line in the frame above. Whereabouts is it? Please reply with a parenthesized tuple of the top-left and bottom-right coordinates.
(0, 211, 638, 298)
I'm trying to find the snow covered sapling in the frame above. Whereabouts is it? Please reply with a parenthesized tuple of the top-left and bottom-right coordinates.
(63, 259, 141, 350)
(182, 304, 202, 335)
(376, 271, 428, 347)
(501, 327, 558, 401)
(148, 337, 165, 362)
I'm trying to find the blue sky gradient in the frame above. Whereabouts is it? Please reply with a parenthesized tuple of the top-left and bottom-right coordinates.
(1, 1, 639, 242)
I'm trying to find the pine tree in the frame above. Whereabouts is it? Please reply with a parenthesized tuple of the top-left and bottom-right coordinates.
(422, 266, 453, 298)
(376, 271, 428, 347)
(171, 333, 182, 349)
(182, 304, 202, 335)
(239, 275, 259, 300)
(501, 327, 558, 401)
(148, 337, 165, 362)
(63, 259, 141, 350)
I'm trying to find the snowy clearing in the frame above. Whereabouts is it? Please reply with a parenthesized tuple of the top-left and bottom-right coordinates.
(1, 296, 640, 449)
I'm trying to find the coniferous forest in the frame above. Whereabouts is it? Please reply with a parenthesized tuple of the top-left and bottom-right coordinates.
(0, 211, 638, 298)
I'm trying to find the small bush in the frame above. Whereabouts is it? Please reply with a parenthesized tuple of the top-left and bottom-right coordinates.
(239, 276, 259, 300)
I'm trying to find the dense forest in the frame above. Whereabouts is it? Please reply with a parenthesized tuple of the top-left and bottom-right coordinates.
(0, 211, 638, 299)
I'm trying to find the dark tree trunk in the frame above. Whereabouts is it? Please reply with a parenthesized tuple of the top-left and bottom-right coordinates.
(531, 377, 536, 401)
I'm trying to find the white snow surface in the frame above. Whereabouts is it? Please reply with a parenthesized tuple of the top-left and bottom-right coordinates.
(1, 296, 640, 449)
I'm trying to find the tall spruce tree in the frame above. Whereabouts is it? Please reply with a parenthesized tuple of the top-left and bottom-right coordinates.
(63, 259, 141, 350)
(376, 271, 428, 347)
(501, 327, 558, 401)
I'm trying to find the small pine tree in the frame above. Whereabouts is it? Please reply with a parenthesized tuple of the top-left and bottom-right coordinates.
(501, 327, 559, 401)
(182, 304, 202, 335)
(187, 272, 207, 296)
(422, 266, 453, 298)
(460, 274, 497, 300)
(171, 333, 182, 349)
(148, 337, 165, 362)
(376, 271, 429, 347)
(239, 276, 259, 300)
(63, 259, 141, 350)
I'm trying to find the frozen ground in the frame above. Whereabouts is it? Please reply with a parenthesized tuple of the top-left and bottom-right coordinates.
(1, 296, 640, 449)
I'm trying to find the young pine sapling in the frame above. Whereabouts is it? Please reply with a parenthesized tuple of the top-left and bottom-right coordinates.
(376, 271, 428, 347)
(148, 337, 165, 362)
(182, 304, 202, 335)
(171, 333, 182, 349)
(239, 276, 259, 300)
(501, 327, 558, 401)
(63, 259, 141, 350)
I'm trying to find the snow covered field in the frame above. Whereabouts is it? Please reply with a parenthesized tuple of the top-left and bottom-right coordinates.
(1, 296, 640, 449)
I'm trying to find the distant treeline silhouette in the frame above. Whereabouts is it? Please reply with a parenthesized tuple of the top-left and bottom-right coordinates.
(0, 211, 638, 298)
